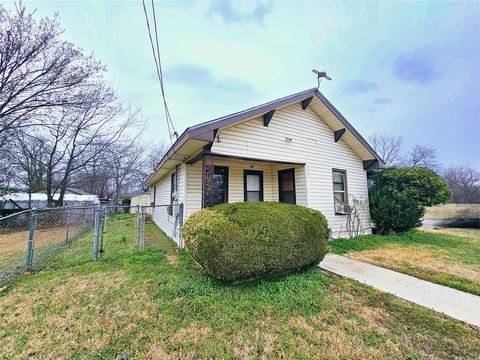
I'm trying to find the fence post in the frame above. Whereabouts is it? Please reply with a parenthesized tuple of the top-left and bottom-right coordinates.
(26, 208, 37, 268)
(93, 206, 100, 261)
(102, 207, 107, 233)
(99, 208, 106, 258)
(65, 209, 70, 245)
(133, 207, 138, 247)
(140, 206, 145, 251)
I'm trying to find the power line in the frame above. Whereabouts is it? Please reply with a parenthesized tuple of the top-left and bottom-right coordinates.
(151, 0, 176, 139)
(141, 0, 177, 142)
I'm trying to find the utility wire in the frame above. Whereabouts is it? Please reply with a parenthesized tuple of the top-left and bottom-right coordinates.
(151, 0, 176, 138)
(142, 0, 177, 142)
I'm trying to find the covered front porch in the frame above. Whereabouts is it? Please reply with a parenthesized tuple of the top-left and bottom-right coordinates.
(187, 153, 307, 209)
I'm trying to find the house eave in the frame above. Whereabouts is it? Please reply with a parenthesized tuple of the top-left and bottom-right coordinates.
(144, 87, 385, 186)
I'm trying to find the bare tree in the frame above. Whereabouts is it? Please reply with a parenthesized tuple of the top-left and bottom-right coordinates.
(70, 144, 113, 198)
(368, 133, 403, 167)
(402, 144, 440, 170)
(10, 132, 49, 206)
(0, 147, 17, 195)
(42, 100, 140, 206)
(147, 141, 168, 171)
(0, 2, 149, 208)
(0, 4, 104, 148)
(443, 165, 480, 203)
(108, 143, 146, 204)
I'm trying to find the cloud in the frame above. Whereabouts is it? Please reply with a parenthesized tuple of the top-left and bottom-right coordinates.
(344, 80, 378, 93)
(207, 0, 272, 24)
(393, 52, 436, 84)
(165, 64, 256, 100)
(373, 98, 393, 105)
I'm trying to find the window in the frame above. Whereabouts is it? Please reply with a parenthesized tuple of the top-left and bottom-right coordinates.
(169, 172, 176, 215)
(212, 166, 228, 206)
(244, 170, 263, 202)
(152, 186, 157, 205)
(332, 169, 348, 214)
(278, 168, 296, 204)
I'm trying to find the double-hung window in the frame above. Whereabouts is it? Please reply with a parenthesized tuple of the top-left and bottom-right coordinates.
(244, 170, 263, 202)
(332, 169, 348, 214)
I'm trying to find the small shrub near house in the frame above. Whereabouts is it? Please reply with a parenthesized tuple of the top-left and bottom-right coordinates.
(121, 197, 131, 213)
(182, 202, 330, 282)
(369, 167, 451, 234)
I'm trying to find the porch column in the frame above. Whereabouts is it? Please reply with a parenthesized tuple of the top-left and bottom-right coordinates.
(202, 153, 214, 208)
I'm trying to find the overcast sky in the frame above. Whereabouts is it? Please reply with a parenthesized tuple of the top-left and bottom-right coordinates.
(8, 0, 480, 169)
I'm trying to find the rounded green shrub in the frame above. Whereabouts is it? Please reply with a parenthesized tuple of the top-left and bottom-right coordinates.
(369, 167, 451, 234)
(182, 202, 330, 282)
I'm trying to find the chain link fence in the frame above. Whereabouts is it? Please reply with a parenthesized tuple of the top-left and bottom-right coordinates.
(0, 206, 95, 286)
(0, 203, 183, 286)
(115, 203, 183, 250)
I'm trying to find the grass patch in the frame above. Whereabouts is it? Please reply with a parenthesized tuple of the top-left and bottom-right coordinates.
(0, 219, 479, 359)
(331, 228, 480, 295)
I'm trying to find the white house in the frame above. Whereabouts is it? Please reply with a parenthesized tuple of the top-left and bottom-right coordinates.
(125, 189, 152, 214)
(145, 88, 384, 247)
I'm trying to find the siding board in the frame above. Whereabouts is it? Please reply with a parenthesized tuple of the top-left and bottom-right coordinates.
(150, 163, 185, 246)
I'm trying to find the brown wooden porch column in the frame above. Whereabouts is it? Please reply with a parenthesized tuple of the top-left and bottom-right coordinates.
(202, 153, 214, 208)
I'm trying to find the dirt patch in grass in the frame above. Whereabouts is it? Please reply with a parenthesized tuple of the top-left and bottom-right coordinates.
(346, 244, 480, 283)
(419, 226, 480, 240)
(166, 252, 178, 265)
(170, 321, 213, 344)
(0, 225, 84, 261)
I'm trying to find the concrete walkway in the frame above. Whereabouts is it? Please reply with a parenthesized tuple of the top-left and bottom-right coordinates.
(319, 254, 480, 327)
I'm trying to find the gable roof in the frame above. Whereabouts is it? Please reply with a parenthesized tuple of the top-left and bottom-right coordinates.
(145, 88, 384, 186)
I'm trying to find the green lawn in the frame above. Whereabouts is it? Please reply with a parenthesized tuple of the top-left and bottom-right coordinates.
(331, 228, 480, 296)
(1, 216, 479, 359)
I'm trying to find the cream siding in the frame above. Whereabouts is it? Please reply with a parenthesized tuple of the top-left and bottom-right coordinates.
(130, 194, 151, 213)
(209, 103, 371, 237)
(150, 163, 185, 246)
(184, 159, 306, 220)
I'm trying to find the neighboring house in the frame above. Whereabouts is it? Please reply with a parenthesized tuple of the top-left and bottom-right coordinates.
(145, 88, 384, 247)
(125, 189, 152, 214)
(1, 192, 100, 209)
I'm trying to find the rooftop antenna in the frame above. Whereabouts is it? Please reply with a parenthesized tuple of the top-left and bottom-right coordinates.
(312, 69, 332, 89)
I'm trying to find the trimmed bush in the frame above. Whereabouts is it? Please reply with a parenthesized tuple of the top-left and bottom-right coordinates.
(369, 167, 451, 234)
(182, 202, 330, 282)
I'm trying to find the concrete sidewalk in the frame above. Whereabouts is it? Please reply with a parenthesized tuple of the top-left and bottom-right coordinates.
(319, 253, 480, 327)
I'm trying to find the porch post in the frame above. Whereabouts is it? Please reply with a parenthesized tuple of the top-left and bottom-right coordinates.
(202, 153, 214, 208)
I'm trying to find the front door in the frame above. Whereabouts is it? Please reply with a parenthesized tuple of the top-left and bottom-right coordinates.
(244, 170, 264, 202)
(278, 168, 296, 204)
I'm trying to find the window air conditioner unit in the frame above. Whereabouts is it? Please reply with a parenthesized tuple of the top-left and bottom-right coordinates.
(335, 203, 351, 215)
